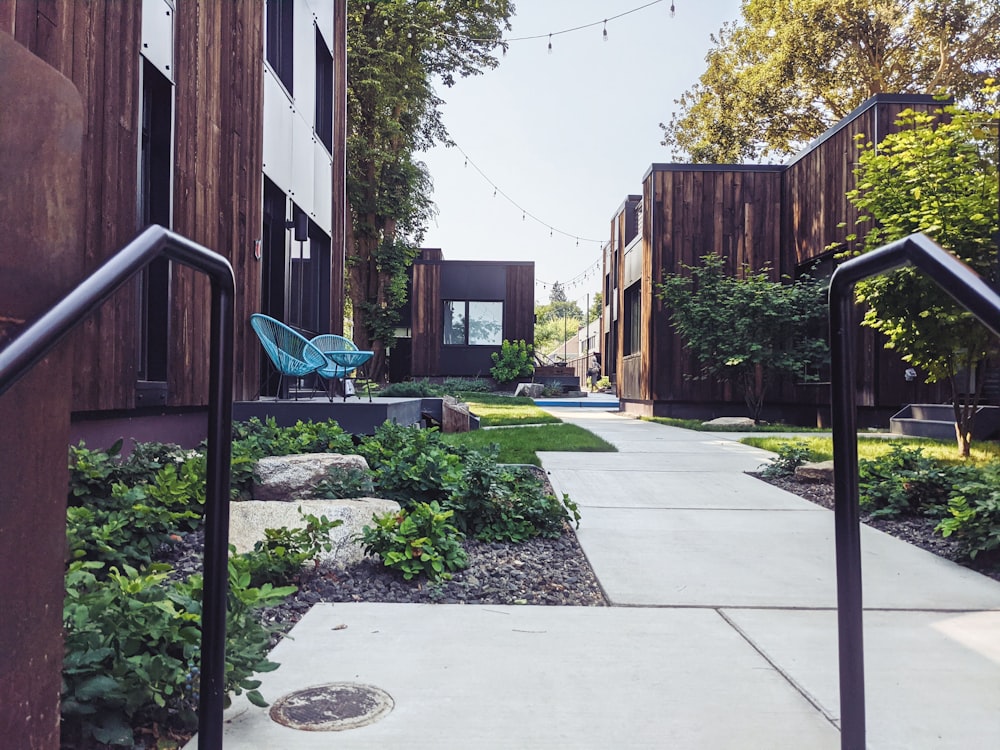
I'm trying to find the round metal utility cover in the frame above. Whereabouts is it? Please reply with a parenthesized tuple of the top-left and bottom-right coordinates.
(269, 682, 394, 732)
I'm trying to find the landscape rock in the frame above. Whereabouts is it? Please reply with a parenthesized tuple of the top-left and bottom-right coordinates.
(229, 497, 401, 565)
(702, 416, 756, 427)
(514, 382, 545, 398)
(253, 453, 370, 501)
(795, 460, 834, 483)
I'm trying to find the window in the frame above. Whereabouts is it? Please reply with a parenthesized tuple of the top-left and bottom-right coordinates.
(266, 0, 294, 93)
(443, 301, 503, 346)
(623, 282, 641, 355)
(315, 28, 333, 151)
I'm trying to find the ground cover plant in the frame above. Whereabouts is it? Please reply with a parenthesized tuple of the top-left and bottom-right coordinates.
(642, 416, 828, 433)
(457, 393, 559, 427)
(748, 436, 1000, 565)
(440, 423, 616, 466)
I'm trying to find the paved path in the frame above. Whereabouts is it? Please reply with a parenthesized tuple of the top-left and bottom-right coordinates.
(188, 407, 1000, 749)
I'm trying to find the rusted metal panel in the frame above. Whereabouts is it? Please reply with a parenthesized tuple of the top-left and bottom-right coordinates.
(0, 30, 84, 750)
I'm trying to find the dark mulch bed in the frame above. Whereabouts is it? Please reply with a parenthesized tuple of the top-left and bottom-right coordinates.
(752, 472, 1000, 583)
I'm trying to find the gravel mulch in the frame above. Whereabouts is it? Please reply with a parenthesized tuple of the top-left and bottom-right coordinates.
(752, 472, 1000, 583)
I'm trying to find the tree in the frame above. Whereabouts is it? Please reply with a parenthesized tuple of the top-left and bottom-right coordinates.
(548, 281, 567, 303)
(588, 292, 602, 323)
(657, 254, 829, 421)
(660, 0, 1000, 163)
(347, 0, 514, 380)
(839, 96, 999, 456)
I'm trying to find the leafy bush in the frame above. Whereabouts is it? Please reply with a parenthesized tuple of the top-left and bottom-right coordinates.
(859, 445, 976, 518)
(358, 422, 464, 505)
(314, 464, 375, 499)
(442, 377, 492, 393)
(358, 501, 468, 581)
(490, 339, 534, 384)
(447, 449, 580, 542)
(936, 464, 1000, 559)
(377, 379, 444, 397)
(240, 510, 343, 586)
(759, 441, 812, 479)
(61, 558, 292, 747)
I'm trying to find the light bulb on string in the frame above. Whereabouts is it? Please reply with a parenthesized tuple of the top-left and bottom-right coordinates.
(670, 3, 676, 17)
(603, 20, 608, 42)
(547, 34, 552, 54)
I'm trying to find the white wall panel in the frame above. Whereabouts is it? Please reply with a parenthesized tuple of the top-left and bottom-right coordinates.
(262, 69, 293, 193)
(292, 0, 315, 129)
(290, 114, 315, 217)
(307, 0, 335, 50)
(141, 0, 174, 81)
(312, 141, 333, 233)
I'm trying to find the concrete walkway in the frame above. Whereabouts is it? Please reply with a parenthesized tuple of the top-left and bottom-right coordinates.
(188, 408, 1000, 749)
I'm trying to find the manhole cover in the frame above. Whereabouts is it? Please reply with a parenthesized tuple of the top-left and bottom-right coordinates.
(269, 682, 394, 732)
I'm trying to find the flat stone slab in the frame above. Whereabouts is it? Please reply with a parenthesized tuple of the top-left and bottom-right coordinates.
(185, 604, 839, 749)
(229, 498, 400, 565)
(702, 416, 756, 427)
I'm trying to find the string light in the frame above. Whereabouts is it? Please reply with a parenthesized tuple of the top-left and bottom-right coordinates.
(603, 20, 608, 42)
(448, 141, 604, 245)
(547, 33, 553, 54)
(670, 2, 676, 17)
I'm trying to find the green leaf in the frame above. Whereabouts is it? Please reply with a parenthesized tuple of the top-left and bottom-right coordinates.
(247, 689, 269, 708)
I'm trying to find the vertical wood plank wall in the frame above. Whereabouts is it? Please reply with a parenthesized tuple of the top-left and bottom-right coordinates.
(611, 94, 949, 418)
(3, 0, 267, 410)
(504, 264, 535, 344)
(410, 262, 442, 376)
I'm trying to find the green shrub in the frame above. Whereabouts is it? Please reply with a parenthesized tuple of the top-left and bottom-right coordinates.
(936, 464, 1000, 559)
(490, 339, 534, 384)
(314, 464, 375, 499)
(358, 502, 468, 581)
(447, 449, 580, 542)
(377, 379, 443, 397)
(859, 445, 976, 518)
(442, 377, 492, 393)
(61, 558, 292, 747)
(358, 422, 464, 506)
(240, 510, 343, 587)
(759, 441, 812, 479)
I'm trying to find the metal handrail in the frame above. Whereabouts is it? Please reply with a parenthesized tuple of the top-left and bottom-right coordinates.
(0, 225, 235, 750)
(829, 231, 1000, 750)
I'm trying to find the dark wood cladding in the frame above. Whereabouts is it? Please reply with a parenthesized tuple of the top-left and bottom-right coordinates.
(4, 1, 265, 410)
(612, 94, 949, 418)
(504, 264, 535, 343)
(172, 1, 264, 405)
(410, 262, 442, 376)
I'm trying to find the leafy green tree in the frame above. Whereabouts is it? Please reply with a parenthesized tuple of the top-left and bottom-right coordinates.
(588, 292, 602, 323)
(657, 254, 829, 421)
(534, 314, 581, 358)
(347, 0, 514, 380)
(548, 281, 567, 303)
(660, 0, 1000, 162)
(839, 96, 999, 457)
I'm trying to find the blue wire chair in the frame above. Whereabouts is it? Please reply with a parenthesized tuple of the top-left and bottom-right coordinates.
(249, 314, 324, 400)
(307, 334, 375, 402)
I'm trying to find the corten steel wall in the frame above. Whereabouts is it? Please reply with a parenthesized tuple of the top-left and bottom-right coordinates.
(0, 30, 84, 749)
(1, 0, 266, 412)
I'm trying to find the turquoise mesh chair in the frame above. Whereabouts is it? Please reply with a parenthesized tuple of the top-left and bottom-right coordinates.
(250, 314, 324, 400)
(307, 334, 375, 402)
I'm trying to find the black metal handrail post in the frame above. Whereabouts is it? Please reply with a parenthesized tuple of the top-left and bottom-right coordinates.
(0, 225, 235, 750)
(829, 232, 1000, 750)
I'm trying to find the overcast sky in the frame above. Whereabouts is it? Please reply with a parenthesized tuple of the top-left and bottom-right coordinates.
(420, 0, 744, 308)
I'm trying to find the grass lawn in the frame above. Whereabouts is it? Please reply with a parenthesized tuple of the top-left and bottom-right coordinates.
(457, 393, 560, 427)
(740, 435, 1000, 465)
(441, 424, 616, 466)
(642, 416, 829, 433)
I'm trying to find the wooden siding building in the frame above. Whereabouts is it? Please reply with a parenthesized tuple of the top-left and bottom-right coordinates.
(1, 0, 347, 444)
(604, 94, 949, 425)
(391, 249, 535, 381)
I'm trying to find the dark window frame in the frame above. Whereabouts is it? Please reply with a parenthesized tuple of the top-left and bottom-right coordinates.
(266, 0, 294, 94)
(314, 26, 333, 151)
(442, 300, 504, 347)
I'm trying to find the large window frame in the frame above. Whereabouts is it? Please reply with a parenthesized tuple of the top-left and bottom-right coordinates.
(443, 300, 504, 346)
(265, 0, 294, 94)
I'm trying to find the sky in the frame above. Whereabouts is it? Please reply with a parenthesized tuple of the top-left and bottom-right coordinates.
(420, 0, 744, 309)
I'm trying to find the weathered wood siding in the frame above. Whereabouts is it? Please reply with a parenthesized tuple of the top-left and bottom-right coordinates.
(410, 262, 442, 376)
(173, 0, 264, 405)
(645, 166, 784, 407)
(504, 263, 535, 344)
(3, 1, 266, 409)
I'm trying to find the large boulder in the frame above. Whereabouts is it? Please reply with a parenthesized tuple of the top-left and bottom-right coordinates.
(229, 498, 401, 566)
(795, 460, 834, 483)
(253, 453, 370, 501)
(702, 416, 756, 428)
(514, 382, 545, 398)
